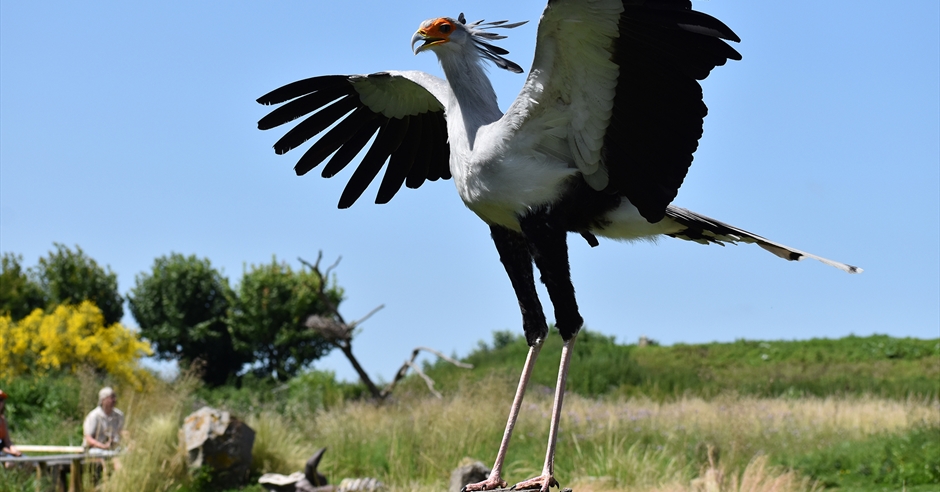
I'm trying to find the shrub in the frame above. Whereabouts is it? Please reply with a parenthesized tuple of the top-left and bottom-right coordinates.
(0, 301, 153, 389)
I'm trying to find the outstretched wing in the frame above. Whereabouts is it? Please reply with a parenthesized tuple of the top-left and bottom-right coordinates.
(257, 70, 452, 208)
(507, 0, 740, 222)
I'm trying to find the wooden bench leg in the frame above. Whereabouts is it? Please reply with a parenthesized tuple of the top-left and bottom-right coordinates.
(69, 457, 82, 492)
(54, 464, 67, 492)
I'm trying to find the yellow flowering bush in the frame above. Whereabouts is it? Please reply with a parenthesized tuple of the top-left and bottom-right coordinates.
(0, 301, 153, 389)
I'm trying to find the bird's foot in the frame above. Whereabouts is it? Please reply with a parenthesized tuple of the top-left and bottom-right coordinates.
(510, 474, 559, 491)
(461, 477, 508, 492)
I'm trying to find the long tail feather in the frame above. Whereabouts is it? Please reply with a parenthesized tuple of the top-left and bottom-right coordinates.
(665, 206, 862, 274)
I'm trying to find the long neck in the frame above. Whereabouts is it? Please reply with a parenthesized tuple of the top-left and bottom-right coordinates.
(438, 51, 503, 147)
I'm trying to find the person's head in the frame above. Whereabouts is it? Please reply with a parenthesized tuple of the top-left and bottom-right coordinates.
(98, 387, 117, 413)
(0, 389, 7, 415)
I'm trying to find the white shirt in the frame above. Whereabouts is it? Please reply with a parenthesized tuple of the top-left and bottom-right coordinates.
(83, 406, 124, 448)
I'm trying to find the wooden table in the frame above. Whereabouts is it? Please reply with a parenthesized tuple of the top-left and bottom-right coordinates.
(0, 452, 103, 492)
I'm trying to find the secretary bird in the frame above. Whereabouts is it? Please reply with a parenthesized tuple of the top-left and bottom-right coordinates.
(257, 1, 861, 490)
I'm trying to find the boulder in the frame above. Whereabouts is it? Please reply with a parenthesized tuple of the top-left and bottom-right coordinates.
(448, 461, 490, 492)
(184, 406, 255, 488)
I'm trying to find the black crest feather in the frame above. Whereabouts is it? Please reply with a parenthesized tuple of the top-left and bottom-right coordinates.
(459, 12, 528, 73)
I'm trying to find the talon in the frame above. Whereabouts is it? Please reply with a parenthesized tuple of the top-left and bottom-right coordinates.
(511, 474, 559, 492)
(463, 477, 509, 492)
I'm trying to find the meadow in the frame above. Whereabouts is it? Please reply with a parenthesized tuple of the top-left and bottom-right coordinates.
(1, 333, 937, 492)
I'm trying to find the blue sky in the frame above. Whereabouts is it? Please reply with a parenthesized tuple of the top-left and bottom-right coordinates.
(2, 1, 938, 383)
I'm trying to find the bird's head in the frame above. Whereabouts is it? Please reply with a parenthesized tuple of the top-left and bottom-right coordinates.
(412, 17, 462, 54)
(411, 13, 527, 73)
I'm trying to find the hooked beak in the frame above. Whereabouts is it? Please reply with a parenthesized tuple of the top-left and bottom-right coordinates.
(411, 30, 443, 55)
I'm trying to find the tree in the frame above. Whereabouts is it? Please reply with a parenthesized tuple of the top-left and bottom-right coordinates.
(0, 253, 46, 320)
(301, 253, 473, 400)
(36, 243, 124, 325)
(0, 301, 153, 389)
(128, 254, 248, 386)
(228, 257, 341, 381)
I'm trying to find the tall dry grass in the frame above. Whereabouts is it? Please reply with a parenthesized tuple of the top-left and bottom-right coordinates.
(247, 410, 319, 476)
(558, 391, 937, 473)
(87, 372, 937, 492)
(96, 372, 200, 492)
(288, 376, 938, 491)
(642, 454, 821, 492)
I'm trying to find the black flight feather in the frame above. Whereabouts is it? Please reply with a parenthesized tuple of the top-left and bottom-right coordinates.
(321, 118, 381, 179)
(256, 75, 350, 107)
(293, 106, 378, 176)
(338, 118, 410, 209)
(272, 95, 358, 154)
(258, 85, 351, 131)
(376, 115, 421, 204)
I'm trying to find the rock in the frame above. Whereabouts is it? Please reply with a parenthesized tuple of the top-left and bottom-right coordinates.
(302, 447, 329, 487)
(448, 461, 490, 492)
(255, 447, 379, 492)
(294, 478, 334, 492)
(258, 448, 330, 492)
(184, 406, 255, 488)
(294, 448, 329, 490)
(259, 472, 306, 492)
(337, 477, 384, 491)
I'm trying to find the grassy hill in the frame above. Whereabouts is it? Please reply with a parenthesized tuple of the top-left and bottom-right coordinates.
(416, 331, 940, 400)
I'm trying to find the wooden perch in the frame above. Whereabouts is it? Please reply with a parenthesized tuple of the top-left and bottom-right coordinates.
(482, 489, 573, 492)
(300, 252, 472, 400)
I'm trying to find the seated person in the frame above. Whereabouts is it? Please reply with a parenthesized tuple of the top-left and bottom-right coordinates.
(83, 387, 124, 458)
(1, 389, 23, 469)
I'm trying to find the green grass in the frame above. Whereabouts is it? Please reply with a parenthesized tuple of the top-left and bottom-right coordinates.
(193, 369, 367, 418)
(781, 424, 940, 491)
(0, 372, 86, 446)
(417, 331, 940, 400)
(1, 333, 937, 492)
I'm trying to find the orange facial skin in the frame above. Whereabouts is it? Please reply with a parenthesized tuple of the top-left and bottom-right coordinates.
(412, 18, 456, 54)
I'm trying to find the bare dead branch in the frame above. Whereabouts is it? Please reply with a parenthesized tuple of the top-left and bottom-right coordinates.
(380, 348, 421, 398)
(349, 304, 385, 328)
(339, 344, 382, 399)
(406, 361, 442, 399)
(381, 346, 473, 398)
(413, 346, 474, 369)
(300, 252, 382, 397)
(324, 255, 342, 280)
(298, 256, 313, 270)
(299, 251, 471, 401)
(299, 253, 346, 325)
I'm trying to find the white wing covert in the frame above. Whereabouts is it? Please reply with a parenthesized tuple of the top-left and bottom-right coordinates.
(506, 0, 623, 190)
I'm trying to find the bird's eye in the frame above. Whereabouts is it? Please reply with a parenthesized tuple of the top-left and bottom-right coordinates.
(439, 23, 451, 34)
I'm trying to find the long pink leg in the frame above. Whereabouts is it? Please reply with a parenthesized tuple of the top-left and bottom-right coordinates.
(511, 335, 577, 491)
(462, 342, 543, 492)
